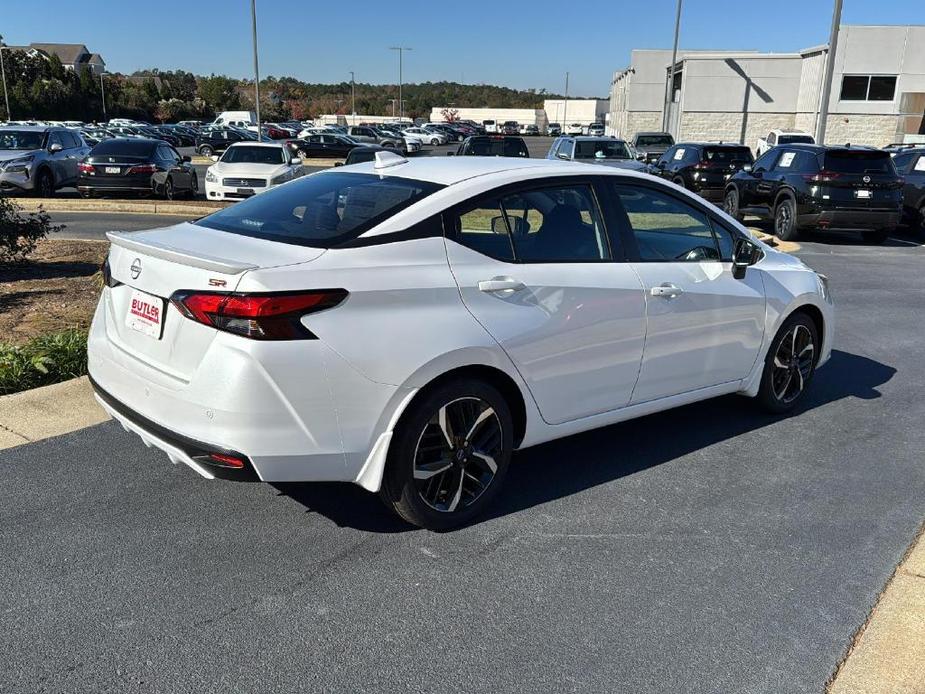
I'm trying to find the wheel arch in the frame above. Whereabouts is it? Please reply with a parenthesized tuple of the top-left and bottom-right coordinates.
(789, 303, 825, 365)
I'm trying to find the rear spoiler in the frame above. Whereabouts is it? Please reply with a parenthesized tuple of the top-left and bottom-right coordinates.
(106, 231, 258, 275)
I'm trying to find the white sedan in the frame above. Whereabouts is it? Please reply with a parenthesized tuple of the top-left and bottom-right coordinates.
(204, 142, 303, 201)
(89, 152, 833, 530)
(404, 127, 447, 146)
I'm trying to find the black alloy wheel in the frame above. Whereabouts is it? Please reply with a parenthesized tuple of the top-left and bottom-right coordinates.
(757, 313, 818, 413)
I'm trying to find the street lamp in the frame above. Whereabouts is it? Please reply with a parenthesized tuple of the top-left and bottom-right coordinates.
(563, 72, 569, 128)
(0, 35, 11, 122)
(349, 71, 356, 125)
(250, 0, 262, 135)
(99, 71, 107, 121)
(389, 47, 411, 122)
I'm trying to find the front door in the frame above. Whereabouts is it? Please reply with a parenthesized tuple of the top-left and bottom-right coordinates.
(445, 180, 648, 425)
(608, 181, 767, 404)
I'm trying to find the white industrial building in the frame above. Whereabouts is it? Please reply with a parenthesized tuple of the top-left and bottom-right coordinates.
(428, 99, 609, 131)
(609, 25, 925, 148)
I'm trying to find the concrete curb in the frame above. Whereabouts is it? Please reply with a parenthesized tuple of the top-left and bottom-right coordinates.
(828, 521, 925, 693)
(0, 376, 109, 450)
(10, 197, 230, 217)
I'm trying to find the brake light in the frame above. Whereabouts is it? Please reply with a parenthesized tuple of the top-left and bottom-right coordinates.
(169, 289, 348, 340)
(78, 162, 94, 173)
(803, 170, 841, 183)
(127, 163, 157, 174)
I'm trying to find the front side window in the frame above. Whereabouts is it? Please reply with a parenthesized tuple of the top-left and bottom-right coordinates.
(613, 184, 722, 262)
(753, 149, 779, 172)
(840, 75, 897, 101)
(196, 172, 443, 248)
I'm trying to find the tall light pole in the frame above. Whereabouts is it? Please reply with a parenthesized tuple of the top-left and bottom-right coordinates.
(349, 71, 356, 125)
(663, 0, 683, 132)
(563, 72, 569, 128)
(99, 71, 107, 121)
(250, 0, 262, 135)
(389, 47, 411, 122)
(816, 0, 843, 145)
(0, 36, 10, 122)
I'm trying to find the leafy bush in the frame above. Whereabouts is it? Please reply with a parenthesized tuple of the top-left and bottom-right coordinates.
(0, 198, 63, 264)
(0, 328, 88, 396)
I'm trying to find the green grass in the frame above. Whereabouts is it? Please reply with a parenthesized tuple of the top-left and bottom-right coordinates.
(0, 328, 88, 396)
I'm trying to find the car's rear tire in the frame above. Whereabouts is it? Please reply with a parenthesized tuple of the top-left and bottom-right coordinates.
(756, 312, 818, 414)
(861, 229, 890, 244)
(774, 197, 801, 241)
(723, 187, 743, 222)
(431, 138, 439, 146)
(199, 145, 214, 157)
(35, 168, 55, 198)
(380, 378, 513, 531)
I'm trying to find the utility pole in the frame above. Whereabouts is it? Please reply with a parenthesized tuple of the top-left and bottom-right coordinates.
(816, 0, 843, 145)
(663, 0, 683, 132)
(349, 71, 356, 125)
(563, 72, 569, 127)
(389, 47, 411, 122)
(99, 72, 107, 121)
(0, 36, 10, 122)
(250, 0, 261, 135)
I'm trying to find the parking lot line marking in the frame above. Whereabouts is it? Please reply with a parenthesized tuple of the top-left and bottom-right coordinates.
(887, 237, 924, 247)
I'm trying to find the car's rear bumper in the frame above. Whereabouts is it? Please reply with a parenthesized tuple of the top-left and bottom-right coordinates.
(799, 207, 901, 230)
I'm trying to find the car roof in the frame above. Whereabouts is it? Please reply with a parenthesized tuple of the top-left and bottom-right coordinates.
(562, 136, 626, 142)
(674, 142, 752, 148)
(226, 141, 286, 149)
(780, 143, 883, 153)
(0, 124, 57, 132)
(771, 129, 811, 135)
(324, 155, 639, 186)
(635, 131, 671, 137)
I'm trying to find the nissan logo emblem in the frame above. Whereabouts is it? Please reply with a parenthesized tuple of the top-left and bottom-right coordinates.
(862, 175, 871, 184)
(130, 258, 142, 280)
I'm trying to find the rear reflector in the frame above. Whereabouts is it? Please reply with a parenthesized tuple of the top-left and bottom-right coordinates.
(207, 453, 245, 469)
(170, 289, 348, 340)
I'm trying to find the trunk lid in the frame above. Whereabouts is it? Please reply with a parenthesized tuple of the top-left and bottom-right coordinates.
(817, 150, 902, 207)
(103, 222, 325, 381)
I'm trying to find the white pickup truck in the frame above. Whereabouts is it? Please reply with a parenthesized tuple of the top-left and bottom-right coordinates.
(756, 129, 815, 157)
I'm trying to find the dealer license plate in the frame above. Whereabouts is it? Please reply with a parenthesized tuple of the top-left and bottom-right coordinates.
(105, 166, 121, 174)
(855, 189, 871, 199)
(125, 289, 165, 339)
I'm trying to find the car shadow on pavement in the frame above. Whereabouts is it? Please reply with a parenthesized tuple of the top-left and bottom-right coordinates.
(273, 349, 895, 533)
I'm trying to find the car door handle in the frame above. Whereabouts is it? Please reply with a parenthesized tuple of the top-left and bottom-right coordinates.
(650, 283, 684, 299)
(478, 277, 525, 294)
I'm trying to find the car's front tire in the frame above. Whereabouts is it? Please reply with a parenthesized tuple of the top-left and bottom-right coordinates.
(199, 145, 214, 157)
(380, 379, 513, 531)
(35, 168, 55, 198)
(756, 312, 818, 413)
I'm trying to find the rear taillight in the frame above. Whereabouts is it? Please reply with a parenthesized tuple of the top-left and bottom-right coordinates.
(127, 163, 157, 174)
(100, 258, 122, 288)
(78, 162, 94, 174)
(169, 289, 348, 340)
(803, 170, 841, 183)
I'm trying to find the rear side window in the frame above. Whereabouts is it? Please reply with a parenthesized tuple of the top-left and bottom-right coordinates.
(823, 151, 894, 174)
(196, 172, 444, 247)
(612, 184, 722, 262)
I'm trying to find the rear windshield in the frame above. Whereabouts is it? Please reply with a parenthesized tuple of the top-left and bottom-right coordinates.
(221, 146, 285, 164)
(90, 139, 156, 156)
(778, 134, 814, 145)
(636, 135, 673, 147)
(823, 150, 894, 174)
(195, 172, 444, 248)
(465, 138, 529, 157)
(574, 140, 631, 160)
(703, 147, 754, 163)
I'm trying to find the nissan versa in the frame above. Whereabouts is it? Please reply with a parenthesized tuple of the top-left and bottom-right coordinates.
(88, 153, 834, 530)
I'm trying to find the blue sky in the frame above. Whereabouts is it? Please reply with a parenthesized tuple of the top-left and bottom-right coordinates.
(2, 0, 922, 95)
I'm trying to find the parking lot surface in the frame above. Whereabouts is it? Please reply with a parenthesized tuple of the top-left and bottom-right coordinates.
(1, 234, 923, 693)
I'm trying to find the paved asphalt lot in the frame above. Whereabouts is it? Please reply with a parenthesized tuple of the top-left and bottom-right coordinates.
(3, 145, 925, 692)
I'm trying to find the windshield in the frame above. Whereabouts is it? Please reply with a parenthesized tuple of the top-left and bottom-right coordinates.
(195, 172, 444, 248)
(574, 140, 631, 160)
(0, 130, 47, 150)
(221, 146, 285, 165)
(824, 150, 894, 174)
(703, 147, 754, 163)
(778, 135, 814, 145)
(635, 135, 673, 147)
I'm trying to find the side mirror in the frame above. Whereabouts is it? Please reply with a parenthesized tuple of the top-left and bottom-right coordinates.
(334, 162, 344, 167)
(210, 155, 219, 162)
(557, 152, 570, 160)
(490, 215, 508, 234)
(182, 155, 191, 163)
(636, 152, 646, 161)
(48, 143, 63, 153)
(732, 237, 762, 280)
(753, 167, 764, 177)
(290, 157, 302, 166)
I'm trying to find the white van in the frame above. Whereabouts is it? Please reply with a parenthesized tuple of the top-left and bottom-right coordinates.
(482, 119, 497, 134)
(213, 111, 257, 127)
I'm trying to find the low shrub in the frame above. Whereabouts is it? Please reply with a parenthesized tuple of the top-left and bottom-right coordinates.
(0, 198, 63, 264)
(0, 328, 88, 396)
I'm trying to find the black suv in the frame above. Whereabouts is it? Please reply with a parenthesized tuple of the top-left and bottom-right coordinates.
(723, 144, 903, 243)
(450, 136, 529, 158)
(889, 147, 925, 231)
(195, 127, 248, 156)
(651, 143, 754, 201)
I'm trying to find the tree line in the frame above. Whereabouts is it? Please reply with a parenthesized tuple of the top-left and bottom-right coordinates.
(0, 51, 597, 123)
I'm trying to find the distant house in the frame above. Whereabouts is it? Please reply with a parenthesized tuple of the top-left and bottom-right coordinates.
(7, 43, 105, 75)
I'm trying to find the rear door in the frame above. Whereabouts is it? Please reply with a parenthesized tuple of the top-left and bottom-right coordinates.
(899, 152, 925, 216)
(445, 178, 647, 424)
(609, 181, 766, 403)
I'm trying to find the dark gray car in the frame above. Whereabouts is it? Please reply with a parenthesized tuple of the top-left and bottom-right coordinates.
(632, 131, 675, 164)
(345, 126, 402, 149)
(547, 136, 648, 171)
(0, 126, 90, 196)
